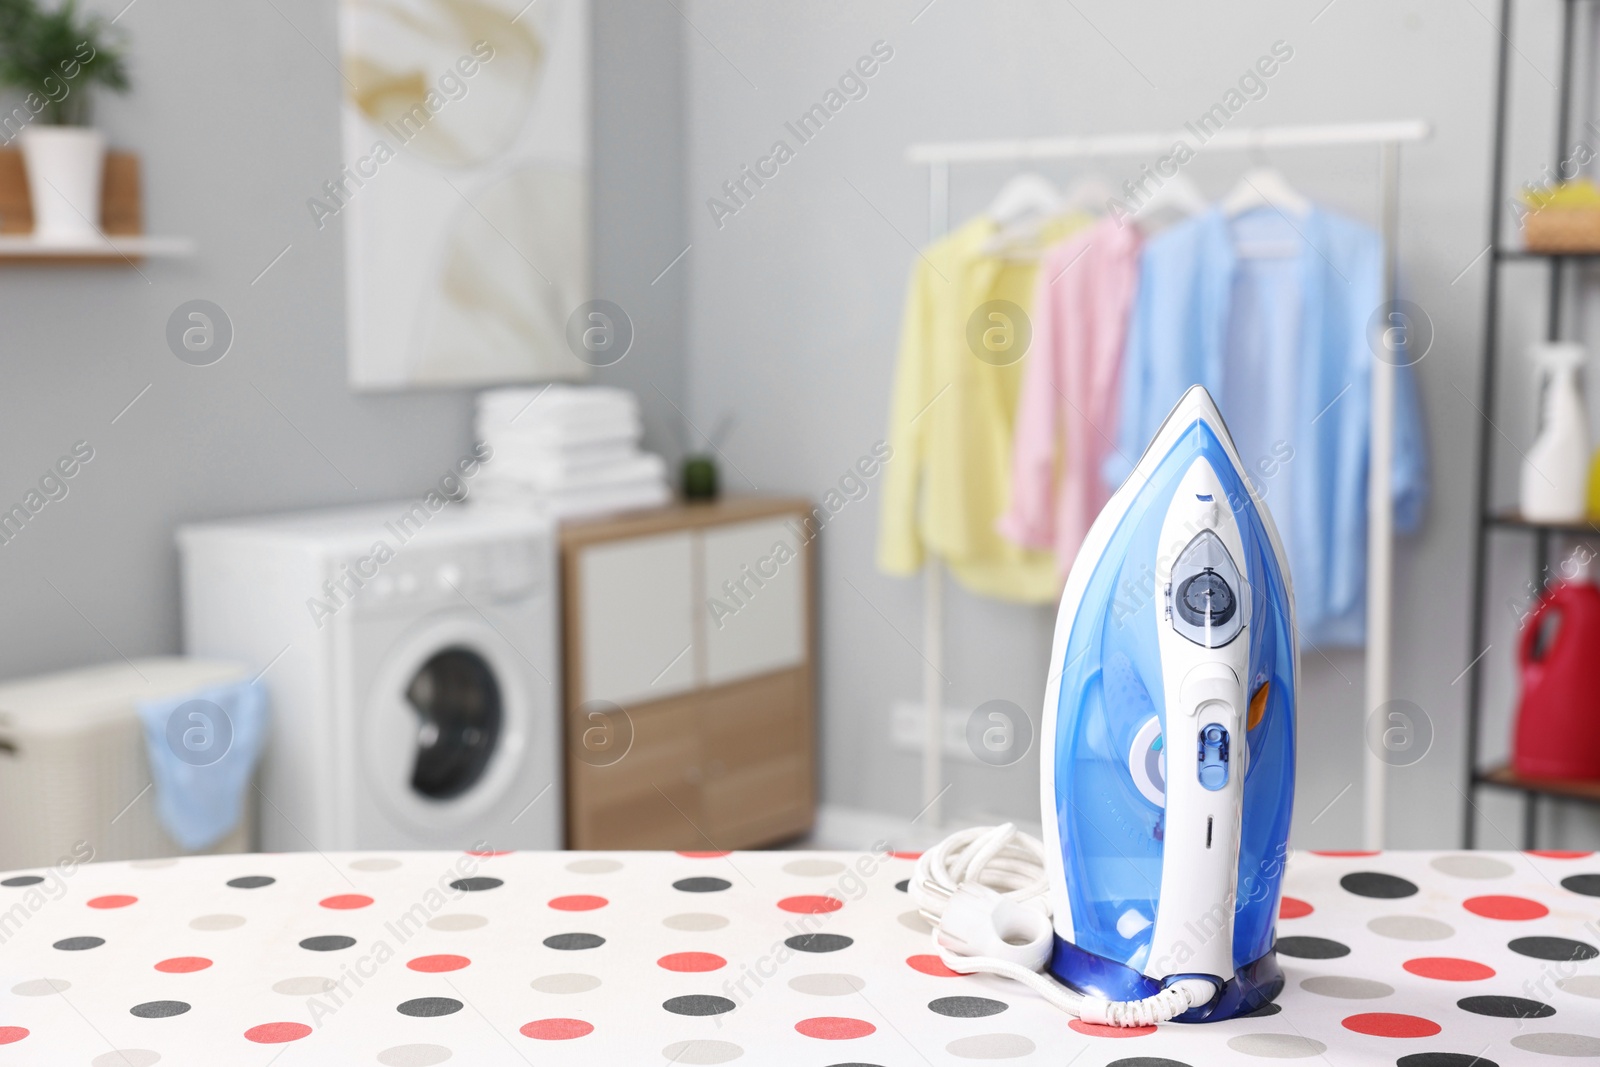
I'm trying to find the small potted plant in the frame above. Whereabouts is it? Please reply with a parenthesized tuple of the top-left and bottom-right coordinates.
(0, 0, 129, 243)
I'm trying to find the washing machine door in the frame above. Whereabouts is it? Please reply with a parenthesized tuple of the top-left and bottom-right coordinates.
(362, 609, 536, 836)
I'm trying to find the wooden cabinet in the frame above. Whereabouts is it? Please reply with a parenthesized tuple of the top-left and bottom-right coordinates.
(561, 498, 814, 849)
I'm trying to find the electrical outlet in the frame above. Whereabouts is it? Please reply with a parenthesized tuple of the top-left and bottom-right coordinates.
(890, 701, 979, 762)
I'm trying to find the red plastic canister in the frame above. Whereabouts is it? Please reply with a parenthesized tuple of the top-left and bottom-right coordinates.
(1513, 581, 1600, 780)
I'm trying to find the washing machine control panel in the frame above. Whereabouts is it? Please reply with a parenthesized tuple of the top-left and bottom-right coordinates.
(339, 536, 548, 613)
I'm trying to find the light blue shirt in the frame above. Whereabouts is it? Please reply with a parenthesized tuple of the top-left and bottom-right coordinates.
(1106, 206, 1427, 646)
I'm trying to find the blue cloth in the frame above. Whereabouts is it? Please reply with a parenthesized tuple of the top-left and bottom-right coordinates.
(137, 679, 268, 851)
(1106, 206, 1428, 645)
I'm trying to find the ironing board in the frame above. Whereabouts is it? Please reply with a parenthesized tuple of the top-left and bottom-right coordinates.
(0, 849, 1595, 1065)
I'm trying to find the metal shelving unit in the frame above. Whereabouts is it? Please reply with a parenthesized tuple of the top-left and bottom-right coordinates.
(1464, 0, 1600, 848)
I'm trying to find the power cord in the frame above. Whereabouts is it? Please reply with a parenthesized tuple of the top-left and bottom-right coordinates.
(908, 823, 1216, 1027)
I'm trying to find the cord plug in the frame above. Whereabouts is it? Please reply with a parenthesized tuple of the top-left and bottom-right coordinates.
(933, 882, 1053, 972)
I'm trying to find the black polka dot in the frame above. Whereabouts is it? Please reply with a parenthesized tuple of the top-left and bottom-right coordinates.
(1561, 873, 1600, 898)
(785, 933, 853, 953)
(895, 879, 909, 893)
(1398, 1056, 1501, 1067)
(1274, 935, 1349, 959)
(299, 935, 356, 952)
(1508, 936, 1599, 962)
(53, 936, 104, 951)
(397, 997, 462, 1017)
(227, 875, 275, 889)
(449, 877, 502, 892)
(1456, 995, 1554, 1019)
(1237, 1002, 1281, 1018)
(130, 1000, 190, 1018)
(2, 875, 44, 887)
(1106, 1059, 1200, 1067)
(673, 876, 731, 893)
(928, 996, 1008, 1018)
(822, 1063, 888, 1067)
(543, 932, 605, 951)
(1339, 871, 1418, 899)
(663, 994, 736, 1017)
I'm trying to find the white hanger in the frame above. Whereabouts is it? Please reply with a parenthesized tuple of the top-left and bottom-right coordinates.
(1058, 174, 1116, 217)
(1133, 174, 1208, 222)
(986, 173, 1062, 226)
(1221, 166, 1311, 218)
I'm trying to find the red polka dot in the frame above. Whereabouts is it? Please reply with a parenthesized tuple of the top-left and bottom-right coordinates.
(407, 954, 471, 973)
(1279, 896, 1313, 919)
(87, 894, 137, 909)
(244, 1022, 313, 1044)
(520, 1018, 593, 1040)
(888, 851, 922, 860)
(466, 849, 512, 857)
(1068, 1020, 1156, 1037)
(0, 1027, 28, 1045)
(1341, 1012, 1440, 1038)
(906, 954, 967, 977)
(1403, 957, 1495, 982)
(549, 894, 608, 912)
(1463, 894, 1548, 921)
(1527, 850, 1593, 859)
(795, 1016, 875, 1040)
(155, 957, 212, 973)
(676, 850, 730, 857)
(1312, 850, 1380, 857)
(657, 951, 726, 972)
(319, 894, 374, 910)
(778, 894, 843, 914)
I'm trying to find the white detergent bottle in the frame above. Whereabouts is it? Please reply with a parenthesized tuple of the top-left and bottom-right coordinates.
(1522, 341, 1591, 523)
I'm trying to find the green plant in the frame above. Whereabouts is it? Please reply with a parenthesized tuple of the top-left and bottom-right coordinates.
(0, 0, 129, 126)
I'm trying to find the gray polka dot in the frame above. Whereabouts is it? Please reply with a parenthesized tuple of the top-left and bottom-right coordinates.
(663, 994, 737, 1016)
(129, 858, 178, 869)
(397, 997, 462, 1018)
(899, 909, 933, 934)
(427, 914, 486, 931)
(783, 858, 846, 877)
(11, 978, 70, 996)
(189, 913, 245, 931)
(93, 1052, 159, 1067)
(945, 1033, 1036, 1059)
(1557, 975, 1600, 999)
(300, 935, 357, 952)
(930, 996, 1009, 1018)
(53, 936, 104, 951)
(376, 1045, 451, 1067)
(660, 1040, 743, 1064)
(788, 973, 865, 996)
(1, 875, 44, 886)
(273, 977, 335, 995)
(1430, 854, 1515, 880)
(350, 857, 402, 872)
(543, 932, 604, 951)
(226, 875, 274, 889)
(1227, 1034, 1329, 1058)
(1299, 976, 1395, 999)
(566, 858, 623, 874)
(130, 1000, 190, 1019)
(663, 912, 728, 931)
(1367, 915, 1454, 941)
(531, 973, 600, 994)
(1510, 1033, 1600, 1057)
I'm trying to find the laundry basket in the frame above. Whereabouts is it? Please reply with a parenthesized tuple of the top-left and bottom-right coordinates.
(0, 658, 255, 871)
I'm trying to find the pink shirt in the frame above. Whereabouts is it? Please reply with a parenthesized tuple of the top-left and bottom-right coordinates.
(997, 217, 1143, 577)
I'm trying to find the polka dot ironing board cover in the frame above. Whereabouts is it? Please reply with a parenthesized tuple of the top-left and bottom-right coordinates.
(0, 849, 1597, 1066)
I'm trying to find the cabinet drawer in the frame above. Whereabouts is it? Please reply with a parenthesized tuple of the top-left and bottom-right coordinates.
(701, 518, 807, 686)
(567, 697, 703, 849)
(575, 531, 696, 705)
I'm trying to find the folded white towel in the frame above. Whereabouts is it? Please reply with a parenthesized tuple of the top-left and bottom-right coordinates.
(480, 453, 669, 493)
(474, 475, 671, 521)
(478, 411, 641, 448)
(477, 385, 638, 425)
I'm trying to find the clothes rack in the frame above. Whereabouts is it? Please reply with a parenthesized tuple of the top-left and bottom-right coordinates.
(906, 119, 1431, 849)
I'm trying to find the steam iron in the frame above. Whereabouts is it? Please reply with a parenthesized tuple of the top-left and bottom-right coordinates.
(912, 385, 1295, 1026)
(1039, 384, 1295, 1021)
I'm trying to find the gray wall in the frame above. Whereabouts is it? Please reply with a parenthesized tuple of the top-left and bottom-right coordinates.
(681, 0, 1600, 849)
(0, 1, 686, 674)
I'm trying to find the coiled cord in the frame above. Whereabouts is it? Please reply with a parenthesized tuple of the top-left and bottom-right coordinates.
(908, 823, 1215, 1026)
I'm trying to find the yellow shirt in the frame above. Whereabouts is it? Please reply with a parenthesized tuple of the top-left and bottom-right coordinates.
(877, 214, 1085, 603)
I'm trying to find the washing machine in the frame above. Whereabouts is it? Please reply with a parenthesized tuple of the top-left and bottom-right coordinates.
(178, 504, 560, 852)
